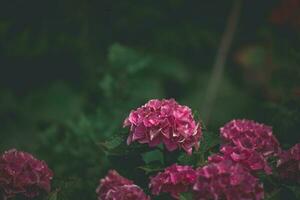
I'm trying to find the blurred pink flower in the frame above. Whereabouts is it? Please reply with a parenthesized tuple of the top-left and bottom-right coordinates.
(270, 0, 300, 29)
(124, 99, 202, 154)
(277, 143, 300, 183)
(220, 119, 281, 157)
(193, 160, 264, 200)
(149, 164, 197, 199)
(96, 170, 150, 200)
(209, 145, 272, 175)
(0, 149, 53, 199)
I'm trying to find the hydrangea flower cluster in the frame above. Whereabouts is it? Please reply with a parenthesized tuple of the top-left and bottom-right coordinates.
(220, 119, 281, 157)
(96, 170, 150, 200)
(149, 164, 197, 199)
(208, 145, 272, 175)
(94, 99, 298, 200)
(193, 160, 264, 200)
(124, 99, 202, 155)
(0, 149, 53, 199)
(277, 143, 300, 183)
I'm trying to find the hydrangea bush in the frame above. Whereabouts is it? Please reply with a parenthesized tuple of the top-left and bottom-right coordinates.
(1, 98, 299, 199)
(0, 149, 53, 199)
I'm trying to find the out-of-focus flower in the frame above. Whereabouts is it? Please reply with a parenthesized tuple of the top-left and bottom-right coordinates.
(149, 164, 197, 199)
(124, 99, 202, 155)
(220, 119, 281, 157)
(233, 45, 281, 101)
(277, 143, 300, 183)
(270, 0, 300, 29)
(193, 160, 264, 200)
(0, 149, 53, 199)
(209, 145, 272, 175)
(96, 170, 150, 200)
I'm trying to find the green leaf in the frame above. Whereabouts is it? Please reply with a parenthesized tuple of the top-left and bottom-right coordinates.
(99, 74, 114, 98)
(151, 58, 188, 82)
(200, 131, 220, 153)
(108, 43, 152, 73)
(177, 151, 205, 166)
(142, 149, 163, 164)
(98, 134, 126, 152)
(47, 190, 59, 200)
(99, 132, 150, 156)
(138, 162, 164, 175)
(179, 192, 193, 200)
(265, 189, 281, 200)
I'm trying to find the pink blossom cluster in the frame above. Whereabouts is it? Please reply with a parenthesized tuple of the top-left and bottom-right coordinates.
(220, 119, 281, 157)
(149, 164, 197, 199)
(277, 143, 300, 183)
(0, 149, 53, 199)
(121, 102, 293, 199)
(96, 170, 150, 200)
(193, 160, 264, 200)
(124, 99, 202, 154)
(208, 145, 272, 175)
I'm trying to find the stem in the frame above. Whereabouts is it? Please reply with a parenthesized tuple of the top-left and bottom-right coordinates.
(201, 0, 242, 123)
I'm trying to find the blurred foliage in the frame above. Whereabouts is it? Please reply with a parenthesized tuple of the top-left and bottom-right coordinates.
(0, 0, 300, 199)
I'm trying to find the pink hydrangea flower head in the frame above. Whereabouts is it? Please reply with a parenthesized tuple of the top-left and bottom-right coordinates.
(193, 160, 264, 200)
(149, 164, 197, 199)
(220, 119, 281, 157)
(124, 99, 202, 154)
(0, 149, 53, 199)
(208, 145, 272, 175)
(277, 143, 300, 183)
(96, 170, 150, 200)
